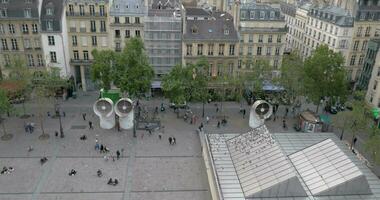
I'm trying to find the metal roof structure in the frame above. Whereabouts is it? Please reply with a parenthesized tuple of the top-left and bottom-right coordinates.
(226, 126, 306, 198)
(289, 139, 371, 196)
(206, 131, 380, 200)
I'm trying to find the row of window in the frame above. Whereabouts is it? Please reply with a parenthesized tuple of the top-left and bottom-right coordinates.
(1, 38, 41, 51)
(70, 20, 107, 33)
(186, 44, 235, 56)
(68, 4, 106, 16)
(356, 26, 373, 37)
(350, 54, 365, 66)
(0, 8, 32, 18)
(3, 54, 44, 67)
(114, 16, 140, 24)
(72, 50, 89, 60)
(115, 29, 140, 38)
(0, 23, 38, 34)
(240, 46, 281, 56)
(352, 40, 368, 51)
(70, 35, 108, 47)
(238, 59, 279, 69)
(241, 34, 282, 43)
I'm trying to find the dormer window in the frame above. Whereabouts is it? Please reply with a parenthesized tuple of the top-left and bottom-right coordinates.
(47, 20, 53, 31)
(24, 8, 31, 18)
(270, 11, 275, 19)
(224, 28, 229, 35)
(241, 11, 246, 19)
(250, 11, 255, 19)
(46, 8, 53, 16)
(115, 4, 119, 9)
(191, 25, 198, 34)
(260, 11, 265, 19)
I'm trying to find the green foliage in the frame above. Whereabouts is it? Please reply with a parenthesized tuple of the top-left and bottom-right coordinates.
(91, 49, 117, 90)
(162, 65, 190, 104)
(0, 89, 11, 115)
(90, 38, 154, 97)
(279, 52, 304, 105)
(241, 59, 273, 96)
(303, 45, 348, 105)
(365, 128, 380, 164)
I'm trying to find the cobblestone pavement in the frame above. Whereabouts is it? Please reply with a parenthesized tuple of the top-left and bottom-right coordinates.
(1, 91, 379, 200)
(0, 92, 210, 200)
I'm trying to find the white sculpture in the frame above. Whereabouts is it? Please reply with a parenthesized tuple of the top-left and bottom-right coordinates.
(93, 98, 115, 129)
(114, 98, 134, 130)
(249, 100, 273, 129)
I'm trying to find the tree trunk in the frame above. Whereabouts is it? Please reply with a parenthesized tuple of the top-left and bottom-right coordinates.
(316, 103, 320, 114)
(39, 113, 45, 135)
(1, 119, 6, 136)
(350, 133, 356, 150)
(22, 101, 26, 116)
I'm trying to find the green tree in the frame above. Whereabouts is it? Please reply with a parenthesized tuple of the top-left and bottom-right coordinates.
(365, 128, 380, 165)
(33, 70, 69, 140)
(332, 100, 371, 149)
(117, 38, 154, 97)
(279, 52, 305, 107)
(304, 45, 348, 112)
(189, 58, 210, 117)
(162, 65, 190, 106)
(91, 49, 117, 90)
(0, 89, 12, 140)
(242, 59, 273, 98)
(6, 57, 33, 117)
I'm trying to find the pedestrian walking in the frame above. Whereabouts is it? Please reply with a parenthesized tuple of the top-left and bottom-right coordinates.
(158, 133, 162, 140)
(282, 119, 287, 129)
(285, 107, 289, 117)
(82, 113, 86, 121)
(169, 137, 172, 145)
(89, 121, 93, 129)
(206, 116, 209, 124)
(63, 111, 66, 117)
(47, 111, 51, 117)
(100, 144, 104, 153)
(116, 150, 120, 160)
(216, 107, 219, 113)
(243, 109, 246, 118)
(199, 123, 204, 131)
(217, 121, 220, 128)
(172, 137, 176, 145)
(55, 131, 58, 137)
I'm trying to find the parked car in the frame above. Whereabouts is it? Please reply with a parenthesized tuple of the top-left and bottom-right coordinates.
(325, 105, 338, 114)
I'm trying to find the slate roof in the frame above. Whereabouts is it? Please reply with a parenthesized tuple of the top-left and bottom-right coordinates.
(185, 7, 210, 17)
(183, 12, 238, 42)
(40, 0, 64, 32)
(0, 0, 39, 19)
(308, 5, 354, 27)
(110, 0, 147, 16)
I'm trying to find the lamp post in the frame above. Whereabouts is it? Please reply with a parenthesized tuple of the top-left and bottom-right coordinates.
(56, 103, 64, 138)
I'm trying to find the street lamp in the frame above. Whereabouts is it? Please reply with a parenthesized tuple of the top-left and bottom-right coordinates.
(56, 103, 64, 138)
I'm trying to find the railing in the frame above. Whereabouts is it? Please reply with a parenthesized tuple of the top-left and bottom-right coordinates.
(66, 12, 107, 17)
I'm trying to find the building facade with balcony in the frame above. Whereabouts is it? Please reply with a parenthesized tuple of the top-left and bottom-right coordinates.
(40, 0, 71, 77)
(238, 3, 287, 76)
(144, 5, 182, 79)
(182, 8, 239, 78)
(0, 0, 45, 77)
(65, 0, 110, 91)
(109, 0, 147, 52)
(363, 40, 380, 108)
(346, 0, 380, 82)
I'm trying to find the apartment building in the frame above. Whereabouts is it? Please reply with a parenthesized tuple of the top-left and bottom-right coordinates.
(281, 2, 310, 53)
(346, 0, 380, 81)
(0, 0, 45, 77)
(363, 40, 380, 108)
(109, 0, 147, 52)
(144, 1, 182, 79)
(65, 0, 110, 91)
(182, 8, 239, 77)
(238, 3, 287, 75)
(40, 0, 70, 77)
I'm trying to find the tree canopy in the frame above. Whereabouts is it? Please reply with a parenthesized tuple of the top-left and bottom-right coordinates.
(303, 45, 348, 106)
(91, 37, 154, 97)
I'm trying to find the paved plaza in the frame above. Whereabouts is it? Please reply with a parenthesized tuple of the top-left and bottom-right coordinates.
(1, 91, 380, 200)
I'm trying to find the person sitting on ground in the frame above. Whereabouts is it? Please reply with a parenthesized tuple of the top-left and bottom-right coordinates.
(97, 169, 102, 177)
(1, 167, 8, 174)
(40, 157, 48, 165)
(8, 167, 14, 172)
(80, 135, 87, 140)
(28, 146, 33, 152)
(104, 146, 110, 153)
(113, 179, 118, 185)
(108, 178, 113, 185)
(68, 169, 77, 176)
